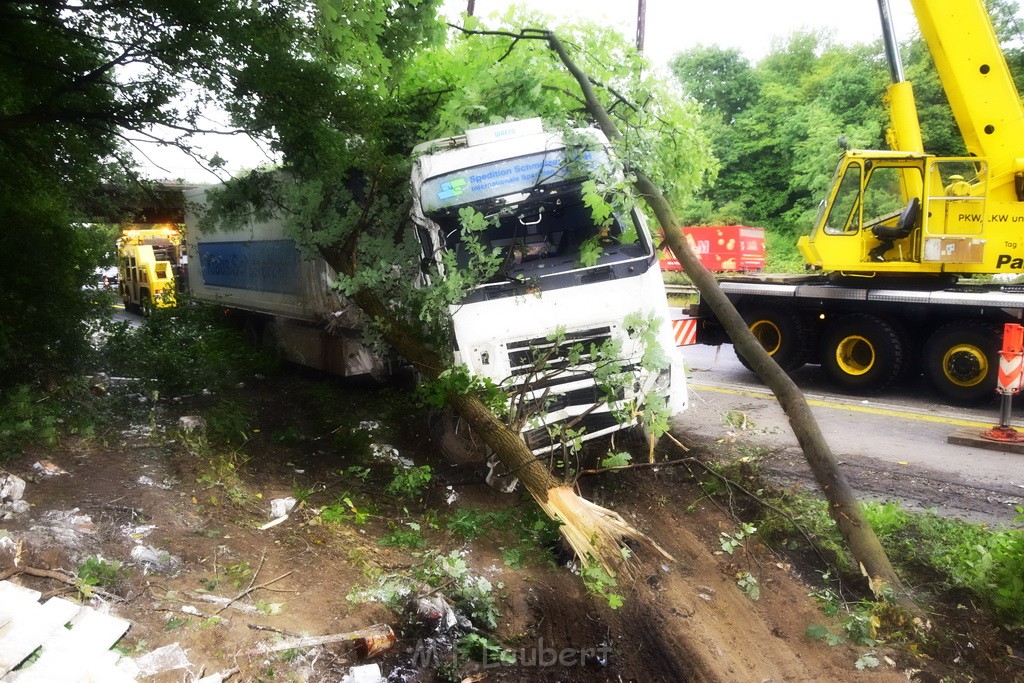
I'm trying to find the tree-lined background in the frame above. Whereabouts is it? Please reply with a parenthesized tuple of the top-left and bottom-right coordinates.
(670, 0, 1024, 270)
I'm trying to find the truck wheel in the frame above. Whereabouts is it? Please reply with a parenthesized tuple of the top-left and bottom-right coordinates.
(923, 321, 1000, 404)
(428, 408, 488, 465)
(736, 306, 811, 372)
(821, 314, 903, 393)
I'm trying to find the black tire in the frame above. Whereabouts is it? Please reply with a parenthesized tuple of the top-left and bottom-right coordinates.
(242, 316, 263, 347)
(736, 305, 812, 372)
(820, 314, 903, 393)
(427, 408, 488, 465)
(923, 321, 1000, 404)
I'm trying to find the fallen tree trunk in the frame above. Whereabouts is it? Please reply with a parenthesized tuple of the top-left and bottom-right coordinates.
(332, 254, 669, 575)
(542, 31, 910, 603)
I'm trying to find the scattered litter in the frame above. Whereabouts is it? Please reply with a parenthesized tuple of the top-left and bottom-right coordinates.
(137, 475, 172, 490)
(178, 415, 207, 433)
(415, 595, 459, 631)
(131, 642, 193, 677)
(258, 624, 395, 657)
(130, 545, 180, 574)
(33, 460, 68, 476)
(341, 663, 384, 683)
(369, 443, 413, 468)
(196, 667, 241, 683)
(259, 516, 288, 531)
(28, 508, 95, 548)
(122, 523, 157, 541)
(181, 605, 204, 616)
(235, 382, 246, 389)
(191, 593, 263, 615)
(270, 497, 296, 518)
(0, 471, 26, 501)
(1, 500, 29, 519)
(358, 420, 381, 432)
(0, 473, 28, 519)
(445, 486, 457, 505)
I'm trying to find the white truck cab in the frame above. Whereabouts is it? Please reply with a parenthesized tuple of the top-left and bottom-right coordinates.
(410, 119, 686, 452)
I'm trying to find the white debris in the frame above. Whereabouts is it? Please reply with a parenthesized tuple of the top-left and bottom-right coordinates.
(137, 475, 172, 490)
(341, 663, 384, 683)
(358, 420, 381, 432)
(445, 486, 457, 505)
(369, 443, 413, 469)
(130, 545, 180, 574)
(122, 523, 157, 541)
(29, 508, 95, 548)
(415, 595, 459, 632)
(132, 643, 193, 677)
(0, 472, 26, 501)
(270, 497, 297, 518)
(177, 415, 207, 433)
(32, 460, 68, 476)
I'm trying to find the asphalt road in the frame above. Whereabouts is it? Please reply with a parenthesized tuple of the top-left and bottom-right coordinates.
(675, 343, 1024, 524)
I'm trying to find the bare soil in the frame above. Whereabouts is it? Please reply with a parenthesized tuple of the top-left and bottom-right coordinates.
(0, 372, 1021, 682)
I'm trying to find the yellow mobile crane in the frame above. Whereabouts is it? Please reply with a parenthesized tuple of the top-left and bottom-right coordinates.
(696, 0, 1024, 402)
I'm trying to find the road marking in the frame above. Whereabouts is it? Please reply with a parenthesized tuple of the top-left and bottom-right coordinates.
(689, 382, 993, 429)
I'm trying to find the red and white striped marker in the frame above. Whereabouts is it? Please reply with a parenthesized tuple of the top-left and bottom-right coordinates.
(983, 323, 1024, 442)
(996, 324, 1024, 395)
(672, 317, 697, 346)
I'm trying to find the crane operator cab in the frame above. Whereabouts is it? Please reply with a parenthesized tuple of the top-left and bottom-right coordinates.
(798, 150, 994, 277)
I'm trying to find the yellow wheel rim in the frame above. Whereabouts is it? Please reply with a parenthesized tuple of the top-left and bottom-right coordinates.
(750, 320, 782, 356)
(942, 344, 988, 387)
(835, 335, 874, 376)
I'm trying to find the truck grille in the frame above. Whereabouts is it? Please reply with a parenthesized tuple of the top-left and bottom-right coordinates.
(506, 326, 612, 378)
(523, 412, 622, 450)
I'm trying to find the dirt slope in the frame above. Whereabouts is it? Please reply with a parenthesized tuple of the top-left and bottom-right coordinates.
(0, 374, 965, 681)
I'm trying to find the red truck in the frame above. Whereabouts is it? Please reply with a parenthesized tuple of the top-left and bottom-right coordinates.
(658, 225, 765, 273)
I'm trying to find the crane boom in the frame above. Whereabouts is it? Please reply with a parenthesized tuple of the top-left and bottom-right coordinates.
(909, 0, 1024, 180)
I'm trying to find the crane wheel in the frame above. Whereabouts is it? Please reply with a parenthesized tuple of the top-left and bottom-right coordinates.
(923, 321, 1000, 404)
(736, 306, 812, 372)
(820, 314, 903, 393)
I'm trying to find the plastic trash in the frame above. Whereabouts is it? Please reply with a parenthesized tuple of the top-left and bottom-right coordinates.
(132, 643, 192, 676)
(0, 472, 26, 501)
(131, 545, 180, 574)
(341, 663, 384, 683)
(178, 415, 206, 433)
(270, 497, 297, 518)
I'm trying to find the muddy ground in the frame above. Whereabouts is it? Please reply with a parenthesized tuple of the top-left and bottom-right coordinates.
(1, 370, 1022, 682)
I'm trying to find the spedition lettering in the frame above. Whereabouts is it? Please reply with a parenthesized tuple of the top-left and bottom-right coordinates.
(197, 240, 300, 294)
(469, 168, 514, 183)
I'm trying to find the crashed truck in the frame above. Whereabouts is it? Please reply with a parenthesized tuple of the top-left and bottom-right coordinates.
(410, 118, 686, 458)
(186, 117, 687, 460)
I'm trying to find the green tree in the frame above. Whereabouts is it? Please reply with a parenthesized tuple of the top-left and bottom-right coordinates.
(0, 0, 324, 386)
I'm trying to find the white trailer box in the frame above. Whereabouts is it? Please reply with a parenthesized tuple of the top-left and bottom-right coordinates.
(183, 186, 382, 378)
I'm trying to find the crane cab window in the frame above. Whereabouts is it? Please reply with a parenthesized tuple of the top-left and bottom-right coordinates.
(823, 163, 861, 235)
(862, 166, 921, 230)
(823, 162, 924, 236)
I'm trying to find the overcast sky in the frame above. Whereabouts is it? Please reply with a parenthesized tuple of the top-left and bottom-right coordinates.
(138, 0, 996, 182)
(455, 0, 920, 66)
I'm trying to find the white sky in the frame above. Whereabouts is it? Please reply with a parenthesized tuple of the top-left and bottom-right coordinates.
(133, 1, 947, 182)
(459, 0, 920, 67)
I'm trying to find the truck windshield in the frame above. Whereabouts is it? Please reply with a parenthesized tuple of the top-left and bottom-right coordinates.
(421, 148, 609, 214)
(425, 182, 651, 283)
